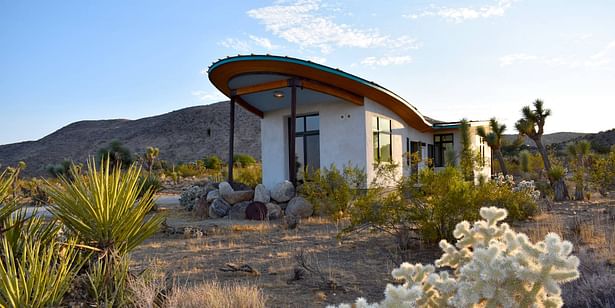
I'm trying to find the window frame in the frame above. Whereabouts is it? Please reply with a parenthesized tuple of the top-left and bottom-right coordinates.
(373, 116, 392, 163)
(434, 133, 454, 167)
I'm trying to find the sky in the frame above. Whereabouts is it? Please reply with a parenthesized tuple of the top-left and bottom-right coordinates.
(1, 0, 614, 145)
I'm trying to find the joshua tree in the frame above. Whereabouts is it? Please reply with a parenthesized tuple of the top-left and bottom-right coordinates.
(144, 146, 160, 173)
(477, 118, 508, 176)
(567, 140, 591, 200)
(515, 99, 568, 200)
(459, 119, 475, 180)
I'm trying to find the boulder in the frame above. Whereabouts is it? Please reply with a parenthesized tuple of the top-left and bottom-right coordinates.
(206, 189, 220, 203)
(265, 203, 282, 220)
(218, 181, 234, 197)
(271, 181, 295, 203)
(228, 201, 250, 220)
(246, 201, 268, 220)
(223, 190, 254, 205)
(285, 196, 313, 218)
(209, 198, 231, 218)
(254, 184, 271, 203)
(194, 197, 209, 219)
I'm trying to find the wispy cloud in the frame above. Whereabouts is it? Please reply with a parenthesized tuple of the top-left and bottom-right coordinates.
(191, 90, 227, 103)
(406, 0, 518, 23)
(218, 35, 279, 53)
(499, 40, 615, 69)
(360, 56, 413, 67)
(247, 0, 420, 54)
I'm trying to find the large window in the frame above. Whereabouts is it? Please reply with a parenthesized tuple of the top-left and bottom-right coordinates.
(373, 116, 392, 163)
(478, 136, 486, 166)
(289, 114, 320, 180)
(434, 134, 454, 167)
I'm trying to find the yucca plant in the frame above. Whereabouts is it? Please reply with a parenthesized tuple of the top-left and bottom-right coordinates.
(0, 237, 85, 308)
(0, 169, 22, 231)
(46, 158, 164, 256)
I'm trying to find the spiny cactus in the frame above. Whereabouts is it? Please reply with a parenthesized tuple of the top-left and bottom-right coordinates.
(332, 207, 579, 308)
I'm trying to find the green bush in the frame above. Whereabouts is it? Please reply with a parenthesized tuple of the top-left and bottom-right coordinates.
(138, 175, 162, 198)
(233, 153, 257, 167)
(202, 155, 223, 171)
(96, 140, 133, 169)
(475, 181, 539, 221)
(174, 163, 206, 178)
(234, 165, 262, 189)
(299, 163, 366, 221)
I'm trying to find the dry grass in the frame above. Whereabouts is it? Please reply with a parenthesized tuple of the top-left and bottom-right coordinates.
(165, 281, 267, 308)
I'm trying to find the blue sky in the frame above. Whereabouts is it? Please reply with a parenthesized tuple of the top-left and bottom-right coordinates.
(1, 0, 614, 145)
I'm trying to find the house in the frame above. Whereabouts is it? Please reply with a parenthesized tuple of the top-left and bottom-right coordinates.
(208, 55, 491, 188)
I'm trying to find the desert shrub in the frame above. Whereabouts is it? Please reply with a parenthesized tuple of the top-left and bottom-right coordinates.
(174, 162, 206, 178)
(202, 155, 223, 171)
(19, 178, 52, 205)
(233, 153, 256, 167)
(299, 163, 367, 221)
(96, 140, 133, 168)
(46, 159, 77, 179)
(519, 149, 531, 173)
(589, 147, 615, 196)
(549, 164, 568, 201)
(165, 281, 267, 308)
(475, 180, 539, 221)
(332, 207, 580, 308)
(87, 254, 131, 307)
(234, 164, 262, 189)
(405, 167, 480, 242)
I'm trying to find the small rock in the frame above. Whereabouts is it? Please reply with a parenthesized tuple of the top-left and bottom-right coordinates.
(265, 203, 282, 220)
(285, 196, 313, 218)
(246, 201, 268, 220)
(228, 201, 251, 220)
(210, 198, 231, 218)
(254, 184, 271, 203)
(206, 189, 220, 203)
(271, 180, 295, 203)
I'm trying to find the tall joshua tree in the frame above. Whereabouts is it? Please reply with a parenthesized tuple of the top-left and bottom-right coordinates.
(477, 118, 508, 176)
(567, 140, 591, 200)
(145, 146, 160, 173)
(515, 99, 568, 200)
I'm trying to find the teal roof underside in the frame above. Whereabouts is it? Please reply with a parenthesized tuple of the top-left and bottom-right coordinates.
(208, 54, 422, 114)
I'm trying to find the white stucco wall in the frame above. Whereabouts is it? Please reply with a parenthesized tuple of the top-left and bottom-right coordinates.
(363, 98, 433, 185)
(260, 97, 493, 188)
(260, 99, 366, 188)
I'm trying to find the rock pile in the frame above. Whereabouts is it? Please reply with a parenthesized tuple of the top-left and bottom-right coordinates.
(181, 180, 313, 222)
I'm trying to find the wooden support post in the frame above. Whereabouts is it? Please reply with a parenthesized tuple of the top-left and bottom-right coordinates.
(289, 79, 297, 186)
(228, 95, 236, 183)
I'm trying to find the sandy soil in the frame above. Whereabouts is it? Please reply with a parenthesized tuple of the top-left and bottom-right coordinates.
(131, 195, 615, 307)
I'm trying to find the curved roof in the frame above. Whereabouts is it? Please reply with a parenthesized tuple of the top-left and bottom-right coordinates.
(208, 55, 433, 132)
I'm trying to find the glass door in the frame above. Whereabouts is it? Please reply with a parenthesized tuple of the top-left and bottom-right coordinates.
(289, 114, 320, 181)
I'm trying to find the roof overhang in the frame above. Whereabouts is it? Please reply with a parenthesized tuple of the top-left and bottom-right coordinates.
(208, 55, 434, 132)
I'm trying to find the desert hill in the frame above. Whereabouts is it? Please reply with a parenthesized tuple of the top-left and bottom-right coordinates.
(0, 101, 260, 177)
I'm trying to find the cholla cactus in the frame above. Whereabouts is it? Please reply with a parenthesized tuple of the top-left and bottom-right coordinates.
(495, 173, 516, 187)
(513, 180, 541, 200)
(332, 207, 579, 308)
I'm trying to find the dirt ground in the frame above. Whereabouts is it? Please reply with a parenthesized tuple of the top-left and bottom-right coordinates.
(131, 195, 615, 307)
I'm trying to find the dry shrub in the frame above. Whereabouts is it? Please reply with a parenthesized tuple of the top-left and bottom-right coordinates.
(562, 249, 615, 307)
(165, 281, 267, 308)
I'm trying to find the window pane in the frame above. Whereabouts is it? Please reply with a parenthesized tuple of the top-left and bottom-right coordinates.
(295, 136, 304, 179)
(434, 135, 441, 142)
(373, 132, 379, 162)
(372, 116, 378, 131)
(442, 134, 453, 142)
(380, 118, 391, 132)
(380, 133, 391, 162)
(295, 117, 304, 133)
(306, 115, 319, 131)
(305, 135, 320, 173)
